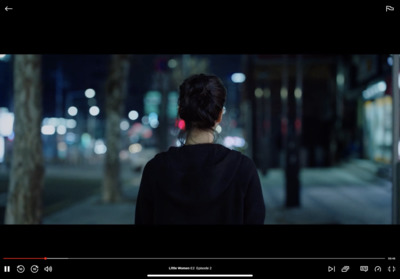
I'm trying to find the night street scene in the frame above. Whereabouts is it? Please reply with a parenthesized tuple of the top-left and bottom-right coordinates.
(0, 54, 399, 225)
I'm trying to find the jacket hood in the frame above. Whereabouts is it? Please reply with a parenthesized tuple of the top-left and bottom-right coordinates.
(156, 143, 244, 205)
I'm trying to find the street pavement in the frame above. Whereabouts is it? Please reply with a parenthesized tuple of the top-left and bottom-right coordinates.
(39, 158, 393, 225)
(262, 160, 392, 224)
(41, 163, 140, 224)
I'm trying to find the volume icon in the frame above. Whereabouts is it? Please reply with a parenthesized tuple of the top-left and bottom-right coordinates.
(4, 266, 10, 272)
(44, 266, 53, 272)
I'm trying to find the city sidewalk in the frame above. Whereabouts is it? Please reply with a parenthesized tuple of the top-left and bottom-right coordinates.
(42, 184, 139, 225)
(42, 159, 393, 225)
(262, 159, 392, 224)
(42, 165, 140, 225)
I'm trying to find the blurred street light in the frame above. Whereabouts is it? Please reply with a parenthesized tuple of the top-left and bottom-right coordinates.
(231, 72, 246, 83)
(0, 136, 4, 163)
(120, 120, 130, 131)
(168, 59, 178, 69)
(85, 88, 96, 98)
(41, 125, 56, 135)
(67, 106, 78, 116)
(89, 106, 100, 116)
(0, 108, 14, 137)
(0, 54, 11, 62)
(128, 110, 139, 121)
(56, 125, 67, 135)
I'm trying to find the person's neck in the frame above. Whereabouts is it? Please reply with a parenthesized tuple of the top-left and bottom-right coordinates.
(185, 128, 214, 145)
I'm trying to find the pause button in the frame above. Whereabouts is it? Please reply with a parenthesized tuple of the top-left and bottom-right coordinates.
(4, 266, 10, 272)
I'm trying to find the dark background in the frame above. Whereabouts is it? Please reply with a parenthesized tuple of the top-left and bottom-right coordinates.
(0, 2, 399, 275)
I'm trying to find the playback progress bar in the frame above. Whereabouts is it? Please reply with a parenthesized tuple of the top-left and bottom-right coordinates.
(147, 275, 252, 277)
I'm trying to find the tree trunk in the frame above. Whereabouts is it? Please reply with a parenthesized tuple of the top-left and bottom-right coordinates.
(5, 55, 44, 224)
(102, 55, 130, 203)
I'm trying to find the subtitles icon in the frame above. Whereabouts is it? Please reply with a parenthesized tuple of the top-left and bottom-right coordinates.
(360, 266, 369, 272)
(386, 5, 394, 12)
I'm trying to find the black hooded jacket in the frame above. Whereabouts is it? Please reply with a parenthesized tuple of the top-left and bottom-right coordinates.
(134, 143, 266, 224)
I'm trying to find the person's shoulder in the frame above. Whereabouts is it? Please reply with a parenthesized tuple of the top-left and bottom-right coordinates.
(217, 144, 255, 167)
(143, 150, 167, 168)
(232, 149, 256, 169)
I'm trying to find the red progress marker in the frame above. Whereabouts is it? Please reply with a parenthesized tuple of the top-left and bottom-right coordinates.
(3, 257, 47, 260)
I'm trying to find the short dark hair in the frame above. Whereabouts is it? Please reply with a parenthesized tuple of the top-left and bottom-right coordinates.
(177, 73, 226, 144)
